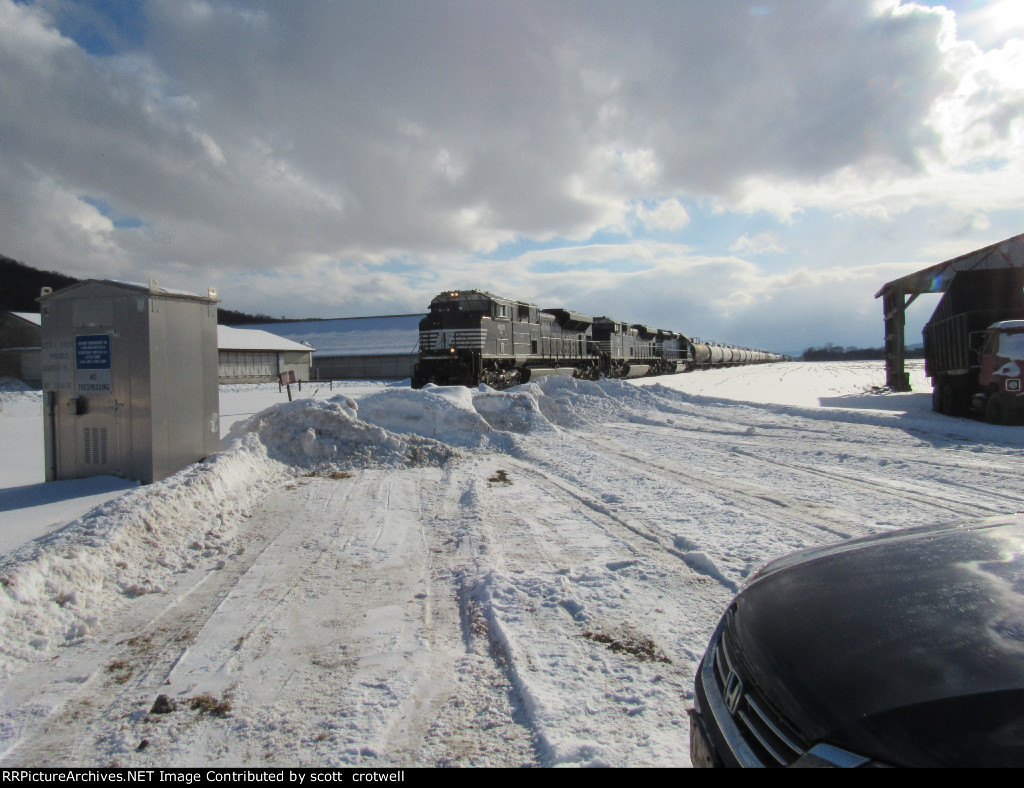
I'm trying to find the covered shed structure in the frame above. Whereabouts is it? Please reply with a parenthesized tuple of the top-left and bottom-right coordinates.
(875, 233, 1024, 392)
(217, 326, 314, 383)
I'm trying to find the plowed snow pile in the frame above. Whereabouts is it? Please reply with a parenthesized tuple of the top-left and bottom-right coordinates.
(237, 395, 461, 470)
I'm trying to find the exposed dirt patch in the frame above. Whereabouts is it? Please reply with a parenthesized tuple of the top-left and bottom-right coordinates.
(488, 470, 512, 485)
(582, 629, 671, 664)
(303, 471, 354, 480)
(187, 693, 233, 717)
(104, 660, 134, 684)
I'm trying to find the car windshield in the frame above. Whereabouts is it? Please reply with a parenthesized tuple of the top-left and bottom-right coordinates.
(997, 330, 1024, 360)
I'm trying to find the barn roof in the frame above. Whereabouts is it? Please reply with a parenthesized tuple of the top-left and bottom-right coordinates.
(875, 232, 1024, 299)
(217, 325, 313, 352)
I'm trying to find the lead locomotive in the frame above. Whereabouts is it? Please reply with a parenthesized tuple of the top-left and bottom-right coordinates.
(411, 289, 784, 390)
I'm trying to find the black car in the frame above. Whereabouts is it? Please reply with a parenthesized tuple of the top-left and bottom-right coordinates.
(690, 514, 1024, 768)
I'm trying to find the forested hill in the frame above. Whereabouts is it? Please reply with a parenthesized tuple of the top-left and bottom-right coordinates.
(0, 255, 279, 325)
(0, 255, 77, 312)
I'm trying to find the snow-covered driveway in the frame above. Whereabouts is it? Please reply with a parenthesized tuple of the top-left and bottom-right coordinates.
(1, 362, 1021, 766)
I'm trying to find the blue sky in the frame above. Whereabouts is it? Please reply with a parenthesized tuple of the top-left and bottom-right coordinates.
(3, 1, 1024, 354)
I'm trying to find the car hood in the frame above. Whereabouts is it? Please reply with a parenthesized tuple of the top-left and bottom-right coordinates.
(729, 515, 1024, 767)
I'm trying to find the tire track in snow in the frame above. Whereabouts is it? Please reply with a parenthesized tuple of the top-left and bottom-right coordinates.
(608, 420, 1024, 514)
(3, 470, 480, 767)
(437, 458, 704, 767)
(411, 459, 545, 767)
(0, 478, 304, 766)
(532, 429, 865, 546)
(602, 422, 1023, 519)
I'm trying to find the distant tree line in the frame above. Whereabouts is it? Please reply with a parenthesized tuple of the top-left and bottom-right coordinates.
(0, 255, 77, 311)
(0, 253, 280, 325)
(216, 308, 285, 325)
(802, 343, 925, 361)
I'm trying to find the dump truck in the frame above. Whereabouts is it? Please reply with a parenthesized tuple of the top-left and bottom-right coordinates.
(923, 268, 1024, 423)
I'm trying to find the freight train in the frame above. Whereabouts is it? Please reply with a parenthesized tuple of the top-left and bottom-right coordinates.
(411, 290, 786, 390)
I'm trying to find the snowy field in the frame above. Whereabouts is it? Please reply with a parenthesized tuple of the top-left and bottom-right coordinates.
(0, 361, 1021, 767)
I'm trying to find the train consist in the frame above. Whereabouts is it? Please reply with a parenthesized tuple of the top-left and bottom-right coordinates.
(411, 290, 786, 390)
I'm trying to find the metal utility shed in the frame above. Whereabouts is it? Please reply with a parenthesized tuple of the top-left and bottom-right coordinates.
(875, 233, 1024, 392)
(40, 279, 220, 485)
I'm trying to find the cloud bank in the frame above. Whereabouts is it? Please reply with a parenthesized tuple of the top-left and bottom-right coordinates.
(2, 0, 1022, 351)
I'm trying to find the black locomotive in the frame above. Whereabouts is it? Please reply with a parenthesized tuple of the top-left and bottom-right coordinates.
(411, 290, 786, 390)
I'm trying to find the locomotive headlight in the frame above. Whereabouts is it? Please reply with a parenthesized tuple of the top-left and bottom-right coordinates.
(448, 291, 460, 297)
(449, 346, 456, 354)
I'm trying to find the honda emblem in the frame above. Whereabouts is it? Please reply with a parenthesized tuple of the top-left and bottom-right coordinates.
(723, 669, 744, 714)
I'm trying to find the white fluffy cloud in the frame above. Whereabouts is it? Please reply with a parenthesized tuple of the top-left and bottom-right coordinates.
(1, 0, 1023, 350)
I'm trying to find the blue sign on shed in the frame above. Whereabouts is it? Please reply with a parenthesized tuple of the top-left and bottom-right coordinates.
(75, 334, 112, 370)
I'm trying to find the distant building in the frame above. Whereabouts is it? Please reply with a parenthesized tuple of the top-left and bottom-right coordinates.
(217, 325, 314, 383)
(236, 315, 423, 380)
(0, 311, 42, 386)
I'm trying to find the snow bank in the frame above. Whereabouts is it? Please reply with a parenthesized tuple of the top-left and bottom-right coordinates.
(238, 395, 461, 471)
(0, 379, 40, 411)
(351, 376, 685, 445)
(0, 392, 469, 679)
(355, 385, 494, 447)
(0, 435, 284, 679)
(0, 378, 34, 394)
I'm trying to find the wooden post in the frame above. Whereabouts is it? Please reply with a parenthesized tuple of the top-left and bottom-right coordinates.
(883, 288, 912, 392)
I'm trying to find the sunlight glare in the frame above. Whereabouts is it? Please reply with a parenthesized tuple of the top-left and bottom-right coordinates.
(984, 0, 1024, 35)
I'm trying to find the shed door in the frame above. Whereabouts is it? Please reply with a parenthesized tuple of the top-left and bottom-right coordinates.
(72, 331, 126, 478)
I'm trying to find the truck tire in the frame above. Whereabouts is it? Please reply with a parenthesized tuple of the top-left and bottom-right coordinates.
(941, 382, 961, 417)
(986, 394, 1010, 426)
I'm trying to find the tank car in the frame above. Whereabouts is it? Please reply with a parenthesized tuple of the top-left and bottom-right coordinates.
(688, 338, 713, 371)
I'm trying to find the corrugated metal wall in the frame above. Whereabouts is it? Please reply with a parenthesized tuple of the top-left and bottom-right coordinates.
(218, 349, 313, 383)
(311, 354, 416, 380)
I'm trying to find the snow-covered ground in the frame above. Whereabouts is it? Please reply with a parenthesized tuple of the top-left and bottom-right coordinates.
(0, 361, 1021, 767)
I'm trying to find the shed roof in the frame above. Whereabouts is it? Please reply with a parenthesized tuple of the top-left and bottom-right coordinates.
(10, 312, 41, 327)
(875, 232, 1024, 299)
(38, 278, 219, 303)
(217, 325, 314, 352)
